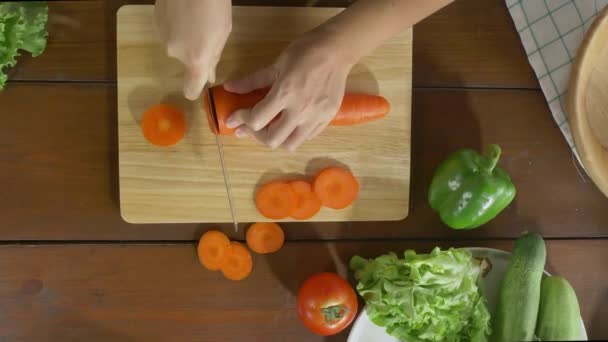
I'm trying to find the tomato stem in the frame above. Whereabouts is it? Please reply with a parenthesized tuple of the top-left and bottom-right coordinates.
(322, 305, 348, 324)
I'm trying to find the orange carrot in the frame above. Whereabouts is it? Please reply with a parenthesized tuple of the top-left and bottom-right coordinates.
(313, 167, 360, 209)
(197, 230, 231, 271)
(332, 93, 391, 126)
(141, 104, 186, 146)
(289, 180, 322, 220)
(220, 241, 253, 281)
(203, 86, 390, 135)
(246, 222, 285, 254)
(255, 181, 298, 220)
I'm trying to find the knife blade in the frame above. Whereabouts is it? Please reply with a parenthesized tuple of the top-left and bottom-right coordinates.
(207, 87, 239, 232)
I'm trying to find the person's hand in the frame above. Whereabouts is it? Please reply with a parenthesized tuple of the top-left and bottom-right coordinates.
(223, 32, 355, 151)
(155, 0, 232, 100)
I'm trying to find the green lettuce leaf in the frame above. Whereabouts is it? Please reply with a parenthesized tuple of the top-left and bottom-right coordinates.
(350, 247, 491, 342)
(0, 2, 49, 89)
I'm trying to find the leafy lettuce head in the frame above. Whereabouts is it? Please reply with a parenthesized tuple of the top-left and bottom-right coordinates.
(0, 2, 49, 88)
(350, 247, 491, 342)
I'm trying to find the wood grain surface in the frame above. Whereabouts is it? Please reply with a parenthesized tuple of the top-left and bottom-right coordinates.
(0, 240, 605, 341)
(569, 7, 608, 198)
(1, 84, 607, 239)
(6, 0, 537, 89)
(1, 1, 606, 341)
(117, 5, 411, 223)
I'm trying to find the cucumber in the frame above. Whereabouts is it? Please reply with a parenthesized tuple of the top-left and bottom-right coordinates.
(536, 275, 582, 340)
(491, 232, 546, 342)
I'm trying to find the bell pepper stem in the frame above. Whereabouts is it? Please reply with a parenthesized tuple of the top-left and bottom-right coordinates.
(483, 144, 501, 173)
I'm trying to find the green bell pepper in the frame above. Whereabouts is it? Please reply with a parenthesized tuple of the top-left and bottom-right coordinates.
(428, 144, 516, 230)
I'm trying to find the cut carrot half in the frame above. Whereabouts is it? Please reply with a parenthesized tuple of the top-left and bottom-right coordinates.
(246, 222, 285, 254)
(313, 167, 360, 209)
(255, 181, 298, 219)
(197, 230, 231, 271)
(204, 86, 269, 135)
(141, 104, 186, 146)
(332, 93, 391, 126)
(289, 180, 322, 220)
(220, 241, 253, 281)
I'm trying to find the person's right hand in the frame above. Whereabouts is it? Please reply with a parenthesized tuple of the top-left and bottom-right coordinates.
(155, 0, 232, 100)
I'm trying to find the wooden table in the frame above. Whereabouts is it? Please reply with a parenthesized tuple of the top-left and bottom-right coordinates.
(0, 0, 606, 340)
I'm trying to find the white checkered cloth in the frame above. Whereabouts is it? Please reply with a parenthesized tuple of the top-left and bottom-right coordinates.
(506, 0, 608, 167)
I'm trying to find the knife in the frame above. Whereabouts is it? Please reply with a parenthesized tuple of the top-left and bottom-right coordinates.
(206, 86, 239, 232)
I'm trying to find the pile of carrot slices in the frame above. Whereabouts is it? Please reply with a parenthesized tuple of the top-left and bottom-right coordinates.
(255, 167, 359, 220)
(197, 223, 285, 281)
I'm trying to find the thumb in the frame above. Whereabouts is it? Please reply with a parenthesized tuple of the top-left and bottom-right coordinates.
(183, 65, 209, 100)
(223, 66, 275, 94)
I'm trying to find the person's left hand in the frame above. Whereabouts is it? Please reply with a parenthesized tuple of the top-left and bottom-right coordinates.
(223, 32, 355, 151)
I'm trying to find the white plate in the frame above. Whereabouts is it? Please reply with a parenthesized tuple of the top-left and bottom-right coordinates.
(347, 247, 587, 342)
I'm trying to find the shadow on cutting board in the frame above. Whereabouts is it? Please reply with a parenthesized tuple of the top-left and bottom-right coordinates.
(127, 85, 155, 125)
(160, 91, 206, 157)
(305, 157, 351, 176)
(127, 87, 199, 136)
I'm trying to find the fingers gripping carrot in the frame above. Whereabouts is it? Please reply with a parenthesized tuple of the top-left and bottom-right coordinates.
(204, 86, 390, 135)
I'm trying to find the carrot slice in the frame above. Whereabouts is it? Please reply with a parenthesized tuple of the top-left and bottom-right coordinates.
(255, 181, 298, 219)
(197, 230, 231, 271)
(141, 104, 186, 146)
(313, 167, 360, 209)
(246, 222, 285, 254)
(220, 241, 253, 281)
(289, 180, 322, 220)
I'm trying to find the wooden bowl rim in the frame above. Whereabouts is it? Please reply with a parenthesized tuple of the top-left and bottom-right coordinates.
(568, 6, 608, 198)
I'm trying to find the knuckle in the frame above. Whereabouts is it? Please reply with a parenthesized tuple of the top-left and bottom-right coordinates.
(188, 53, 202, 65)
(166, 43, 179, 58)
(268, 138, 282, 149)
(276, 81, 294, 99)
(268, 65, 280, 79)
(224, 21, 233, 34)
(250, 119, 265, 131)
(286, 113, 301, 126)
(329, 96, 342, 110)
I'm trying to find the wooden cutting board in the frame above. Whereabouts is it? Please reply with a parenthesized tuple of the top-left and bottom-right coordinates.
(117, 5, 412, 224)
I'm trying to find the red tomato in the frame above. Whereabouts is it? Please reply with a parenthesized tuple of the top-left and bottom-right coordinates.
(296, 272, 358, 336)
